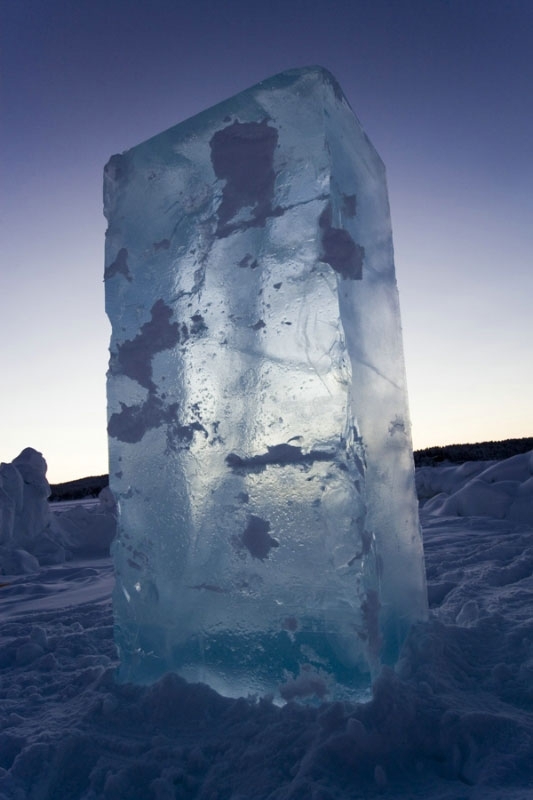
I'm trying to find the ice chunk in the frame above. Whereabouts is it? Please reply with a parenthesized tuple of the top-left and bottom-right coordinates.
(104, 66, 427, 701)
(0, 448, 116, 571)
(0, 448, 50, 551)
(0, 448, 63, 572)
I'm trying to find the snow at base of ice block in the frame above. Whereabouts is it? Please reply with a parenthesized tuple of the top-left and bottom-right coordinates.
(104, 66, 427, 701)
(3, 456, 533, 799)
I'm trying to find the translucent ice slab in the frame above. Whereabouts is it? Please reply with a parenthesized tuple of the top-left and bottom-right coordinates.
(104, 66, 427, 702)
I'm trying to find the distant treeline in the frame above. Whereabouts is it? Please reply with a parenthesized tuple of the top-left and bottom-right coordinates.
(49, 437, 533, 501)
(49, 474, 109, 502)
(413, 437, 533, 467)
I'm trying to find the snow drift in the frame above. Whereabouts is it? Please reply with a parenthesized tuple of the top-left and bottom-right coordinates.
(417, 450, 533, 522)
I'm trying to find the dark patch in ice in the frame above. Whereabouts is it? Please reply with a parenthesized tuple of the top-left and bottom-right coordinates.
(175, 422, 208, 444)
(113, 300, 181, 391)
(191, 402, 204, 420)
(104, 248, 131, 282)
(319, 205, 364, 280)
(237, 492, 249, 504)
(238, 254, 259, 269)
(210, 119, 280, 237)
(342, 194, 357, 218)
(240, 515, 279, 560)
(154, 239, 170, 251)
(107, 396, 178, 444)
(251, 319, 266, 331)
(389, 417, 406, 436)
(210, 420, 224, 446)
(273, 282, 282, 289)
(190, 313, 208, 335)
(226, 443, 335, 472)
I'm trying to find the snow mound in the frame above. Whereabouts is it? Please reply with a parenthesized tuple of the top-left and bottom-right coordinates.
(417, 450, 533, 522)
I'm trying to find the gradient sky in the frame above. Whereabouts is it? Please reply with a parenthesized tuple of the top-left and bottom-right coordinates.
(1, 0, 532, 483)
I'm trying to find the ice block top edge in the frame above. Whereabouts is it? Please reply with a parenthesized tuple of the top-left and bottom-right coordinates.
(103, 66, 379, 179)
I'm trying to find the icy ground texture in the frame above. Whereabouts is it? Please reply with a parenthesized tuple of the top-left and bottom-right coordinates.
(1, 454, 533, 799)
(0, 448, 115, 574)
(104, 66, 427, 700)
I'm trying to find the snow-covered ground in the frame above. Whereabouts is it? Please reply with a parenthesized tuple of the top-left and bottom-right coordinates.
(1, 451, 532, 799)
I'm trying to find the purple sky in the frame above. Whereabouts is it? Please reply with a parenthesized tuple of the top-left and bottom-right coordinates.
(1, 0, 532, 483)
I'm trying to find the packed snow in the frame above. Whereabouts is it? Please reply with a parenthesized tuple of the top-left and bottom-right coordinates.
(1, 447, 533, 799)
